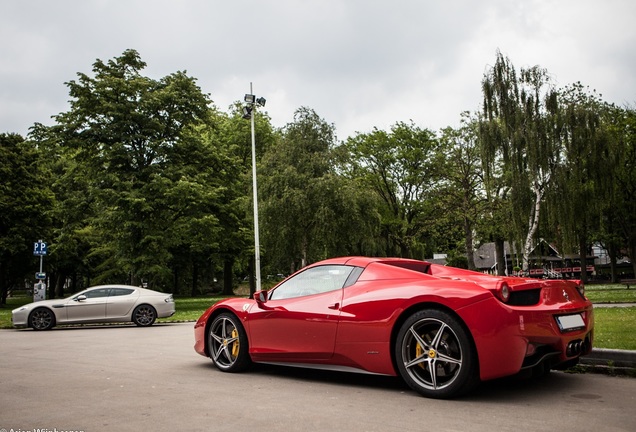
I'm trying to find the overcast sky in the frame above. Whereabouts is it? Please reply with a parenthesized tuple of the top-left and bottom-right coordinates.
(2, 0, 635, 141)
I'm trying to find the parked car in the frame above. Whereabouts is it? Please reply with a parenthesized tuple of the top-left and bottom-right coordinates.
(13, 285, 175, 330)
(194, 256, 593, 399)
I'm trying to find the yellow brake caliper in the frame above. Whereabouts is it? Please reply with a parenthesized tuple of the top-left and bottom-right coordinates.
(231, 329, 239, 358)
(416, 342, 425, 369)
(415, 338, 435, 369)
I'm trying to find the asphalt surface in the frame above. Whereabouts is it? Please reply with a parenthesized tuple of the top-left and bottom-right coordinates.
(1, 323, 635, 432)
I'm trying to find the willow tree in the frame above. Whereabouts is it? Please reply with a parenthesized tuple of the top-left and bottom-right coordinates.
(480, 51, 559, 274)
(606, 105, 636, 279)
(549, 83, 608, 283)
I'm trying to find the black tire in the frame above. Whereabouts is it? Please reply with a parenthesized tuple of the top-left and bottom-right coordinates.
(208, 313, 251, 372)
(132, 304, 157, 327)
(30, 308, 55, 331)
(395, 309, 478, 399)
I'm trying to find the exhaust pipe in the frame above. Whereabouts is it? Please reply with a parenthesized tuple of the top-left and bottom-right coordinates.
(566, 339, 583, 357)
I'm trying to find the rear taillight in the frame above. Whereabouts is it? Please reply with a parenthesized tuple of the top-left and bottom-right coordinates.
(573, 280, 585, 298)
(497, 281, 510, 303)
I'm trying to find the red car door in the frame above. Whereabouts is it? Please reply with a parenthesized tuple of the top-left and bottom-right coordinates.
(247, 265, 352, 361)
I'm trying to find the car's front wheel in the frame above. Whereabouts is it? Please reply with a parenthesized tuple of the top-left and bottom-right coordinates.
(132, 305, 157, 326)
(30, 308, 55, 331)
(395, 309, 478, 399)
(208, 313, 251, 372)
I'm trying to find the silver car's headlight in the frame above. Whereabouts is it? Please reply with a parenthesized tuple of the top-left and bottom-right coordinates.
(13, 307, 27, 313)
(165, 295, 174, 303)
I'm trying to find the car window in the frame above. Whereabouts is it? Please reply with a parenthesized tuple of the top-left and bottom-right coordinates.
(109, 288, 135, 297)
(82, 288, 111, 299)
(269, 265, 354, 300)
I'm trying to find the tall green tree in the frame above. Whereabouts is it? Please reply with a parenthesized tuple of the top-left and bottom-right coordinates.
(38, 50, 222, 290)
(260, 107, 340, 272)
(549, 83, 608, 282)
(438, 114, 485, 270)
(343, 121, 444, 258)
(0, 133, 53, 304)
(481, 51, 559, 274)
(605, 105, 636, 278)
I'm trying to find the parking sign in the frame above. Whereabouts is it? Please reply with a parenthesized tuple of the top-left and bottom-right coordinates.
(33, 240, 47, 256)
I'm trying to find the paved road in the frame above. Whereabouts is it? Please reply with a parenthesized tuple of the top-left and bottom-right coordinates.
(1, 323, 634, 432)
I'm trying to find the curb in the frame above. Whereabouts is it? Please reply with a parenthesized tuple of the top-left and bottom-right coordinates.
(580, 348, 636, 376)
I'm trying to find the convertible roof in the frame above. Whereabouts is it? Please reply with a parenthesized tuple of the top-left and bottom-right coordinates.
(314, 256, 430, 269)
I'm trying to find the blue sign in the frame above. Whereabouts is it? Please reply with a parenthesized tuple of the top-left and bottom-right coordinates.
(33, 241, 47, 256)
(35, 272, 46, 280)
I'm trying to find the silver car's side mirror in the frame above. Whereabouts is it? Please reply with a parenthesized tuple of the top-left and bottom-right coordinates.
(76, 295, 87, 302)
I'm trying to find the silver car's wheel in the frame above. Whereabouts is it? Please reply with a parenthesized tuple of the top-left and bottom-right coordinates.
(208, 313, 251, 372)
(395, 309, 478, 399)
(132, 305, 157, 326)
(30, 308, 55, 331)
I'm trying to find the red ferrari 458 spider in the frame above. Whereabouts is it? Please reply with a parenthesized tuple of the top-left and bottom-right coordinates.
(194, 256, 593, 399)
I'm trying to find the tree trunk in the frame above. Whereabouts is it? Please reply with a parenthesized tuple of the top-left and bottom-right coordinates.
(464, 215, 475, 270)
(172, 267, 179, 295)
(301, 233, 308, 268)
(523, 180, 543, 273)
(222, 258, 234, 295)
(190, 262, 199, 297)
(495, 238, 506, 276)
(630, 239, 636, 279)
(248, 256, 255, 297)
(0, 261, 7, 305)
(70, 272, 79, 293)
(47, 274, 55, 299)
(579, 232, 588, 284)
(55, 272, 66, 298)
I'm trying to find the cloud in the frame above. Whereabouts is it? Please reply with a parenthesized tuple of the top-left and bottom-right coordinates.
(1, 0, 635, 140)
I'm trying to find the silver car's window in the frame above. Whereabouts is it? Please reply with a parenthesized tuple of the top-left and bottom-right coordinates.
(269, 265, 353, 300)
(83, 288, 111, 299)
(109, 288, 135, 296)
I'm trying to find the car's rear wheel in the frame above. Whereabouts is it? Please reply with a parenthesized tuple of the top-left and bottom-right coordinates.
(208, 313, 251, 372)
(30, 308, 55, 331)
(395, 309, 478, 399)
(132, 305, 157, 326)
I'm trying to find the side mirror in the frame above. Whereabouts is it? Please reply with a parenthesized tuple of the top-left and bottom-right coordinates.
(76, 295, 87, 302)
(253, 290, 267, 305)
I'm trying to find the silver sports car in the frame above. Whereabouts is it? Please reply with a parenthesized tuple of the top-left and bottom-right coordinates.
(12, 285, 176, 330)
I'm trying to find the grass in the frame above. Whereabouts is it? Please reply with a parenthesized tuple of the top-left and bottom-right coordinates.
(2, 285, 635, 351)
(584, 284, 636, 303)
(592, 307, 636, 350)
(157, 295, 236, 322)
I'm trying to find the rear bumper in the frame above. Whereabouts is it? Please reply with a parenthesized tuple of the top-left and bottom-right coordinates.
(156, 302, 176, 318)
(458, 297, 594, 381)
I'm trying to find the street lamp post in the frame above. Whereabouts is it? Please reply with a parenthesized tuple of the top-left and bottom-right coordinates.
(243, 83, 266, 293)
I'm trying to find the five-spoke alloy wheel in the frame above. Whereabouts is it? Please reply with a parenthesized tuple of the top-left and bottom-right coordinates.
(395, 309, 477, 399)
(208, 313, 251, 372)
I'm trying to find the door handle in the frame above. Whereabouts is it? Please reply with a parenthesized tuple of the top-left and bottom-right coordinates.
(328, 303, 340, 310)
